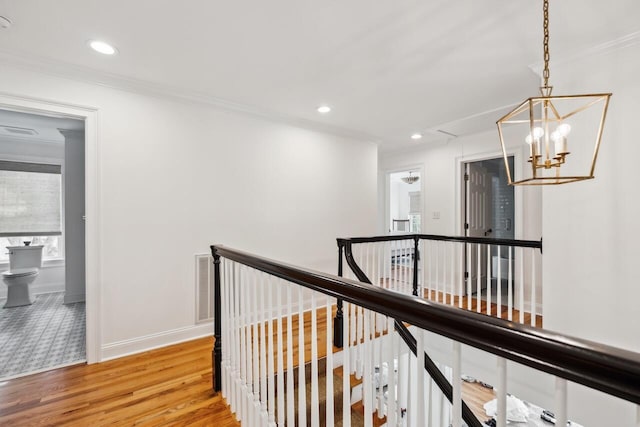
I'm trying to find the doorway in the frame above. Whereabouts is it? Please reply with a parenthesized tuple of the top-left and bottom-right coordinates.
(463, 156, 514, 299)
(388, 169, 422, 233)
(0, 106, 89, 379)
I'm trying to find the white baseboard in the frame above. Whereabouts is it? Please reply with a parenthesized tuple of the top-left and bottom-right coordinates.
(64, 292, 86, 304)
(101, 322, 214, 362)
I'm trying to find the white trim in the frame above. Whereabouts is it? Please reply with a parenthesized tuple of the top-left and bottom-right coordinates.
(101, 323, 213, 361)
(528, 30, 640, 77)
(454, 147, 526, 240)
(0, 51, 379, 145)
(0, 92, 101, 364)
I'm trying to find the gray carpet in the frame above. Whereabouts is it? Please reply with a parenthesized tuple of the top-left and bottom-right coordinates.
(0, 292, 85, 379)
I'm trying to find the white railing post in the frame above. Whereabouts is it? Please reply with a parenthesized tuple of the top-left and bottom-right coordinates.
(286, 283, 295, 425)
(297, 287, 307, 427)
(342, 301, 351, 427)
(497, 357, 507, 427)
(452, 341, 462, 427)
(310, 293, 320, 427)
(326, 296, 335, 426)
(555, 377, 568, 427)
(416, 330, 426, 426)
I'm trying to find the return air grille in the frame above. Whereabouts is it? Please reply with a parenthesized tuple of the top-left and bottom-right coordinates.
(195, 254, 214, 323)
(1, 125, 38, 136)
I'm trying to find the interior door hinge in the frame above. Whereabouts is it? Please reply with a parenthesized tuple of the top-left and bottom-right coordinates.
(464, 173, 469, 181)
(464, 223, 469, 230)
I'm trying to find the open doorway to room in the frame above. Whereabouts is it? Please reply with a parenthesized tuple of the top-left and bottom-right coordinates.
(388, 169, 422, 233)
(463, 156, 514, 302)
(0, 108, 86, 379)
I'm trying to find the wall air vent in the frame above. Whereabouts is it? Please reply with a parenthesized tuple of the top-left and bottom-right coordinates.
(1, 125, 39, 136)
(195, 254, 214, 323)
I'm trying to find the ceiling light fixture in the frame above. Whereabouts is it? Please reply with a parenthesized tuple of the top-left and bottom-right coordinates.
(401, 172, 419, 184)
(411, 133, 423, 140)
(0, 16, 11, 30)
(317, 105, 331, 114)
(88, 40, 117, 55)
(496, 0, 611, 185)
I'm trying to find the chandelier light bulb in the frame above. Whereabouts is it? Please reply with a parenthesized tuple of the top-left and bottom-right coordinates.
(556, 123, 571, 136)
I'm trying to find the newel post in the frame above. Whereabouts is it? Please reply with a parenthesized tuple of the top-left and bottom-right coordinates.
(211, 246, 222, 393)
(412, 236, 420, 296)
(333, 240, 344, 348)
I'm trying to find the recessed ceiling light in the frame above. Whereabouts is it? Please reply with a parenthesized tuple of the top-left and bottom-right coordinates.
(317, 105, 331, 114)
(88, 40, 117, 55)
(411, 133, 423, 140)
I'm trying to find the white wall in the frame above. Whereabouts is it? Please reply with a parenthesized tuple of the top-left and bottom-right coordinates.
(0, 63, 378, 358)
(542, 42, 640, 425)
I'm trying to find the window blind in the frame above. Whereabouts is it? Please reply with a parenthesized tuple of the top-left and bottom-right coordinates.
(0, 161, 62, 237)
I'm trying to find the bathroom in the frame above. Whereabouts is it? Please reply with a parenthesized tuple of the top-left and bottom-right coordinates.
(0, 108, 86, 379)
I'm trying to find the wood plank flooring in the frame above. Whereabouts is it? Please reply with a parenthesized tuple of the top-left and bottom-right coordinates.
(0, 337, 239, 427)
(0, 294, 539, 426)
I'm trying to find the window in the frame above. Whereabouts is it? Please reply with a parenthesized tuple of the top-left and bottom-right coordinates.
(0, 160, 62, 261)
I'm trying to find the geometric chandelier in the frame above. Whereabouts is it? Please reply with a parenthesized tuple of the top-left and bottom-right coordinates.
(497, 0, 612, 185)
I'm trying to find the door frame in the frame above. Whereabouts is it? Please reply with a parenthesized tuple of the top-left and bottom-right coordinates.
(455, 149, 524, 240)
(384, 164, 425, 234)
(0, 92, 101, 364)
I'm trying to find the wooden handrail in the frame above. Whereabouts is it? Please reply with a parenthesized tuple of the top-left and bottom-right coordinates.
(211, 244, 640, 406)
(338, 233, 542, 250)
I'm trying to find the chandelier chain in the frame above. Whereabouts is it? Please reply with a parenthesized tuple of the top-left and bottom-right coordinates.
(542, 0, 550, 88)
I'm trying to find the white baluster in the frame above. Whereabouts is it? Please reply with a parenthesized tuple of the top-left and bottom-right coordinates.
(286, 283, 295, 426)
(519, 248, 525, 324)
(350, 297, 356, 373)
(252, 270, 261, 421)
(276, 280, 285, 426)
(476, 244, 481, 313)
(497, 357, 507, 427)
(555, 377, 568, 427)
(398, 344, 408, 426)
(234, 263, 241, 416)
(356, 304, 363, 380)
(310, 292, 320, 427)
(427, 240, 432, 299)
(259, 273, 268, 420)
(363, 308, 373, 427)
(326, 296, 335, 426)
(467, 242, 472, 311)
(343, 301, 351, 427)
(458, 242, 464, 308)
(267, 277, 276, 425)
(497, 245, 502, 318)
(487, 244, 492, 317)
(221, 258, 227, 399)
(386, 318, 397, 427)
(435, 241, 440, 302)
(297, 287, 307, 427)
(450, 242, 455, 306)
(636, 405, 640, 426)
(452, 342, 462, 427)
(531, 250, 537, 327)
(508, 247, 513, 321)
(377, 322, 384, 418)
(416, 330, 426, 426)
(245, 268, 254, 426)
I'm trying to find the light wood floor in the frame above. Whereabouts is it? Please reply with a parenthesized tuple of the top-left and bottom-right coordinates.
(0, 337, 238, 427)
(0, 300, 531, 426)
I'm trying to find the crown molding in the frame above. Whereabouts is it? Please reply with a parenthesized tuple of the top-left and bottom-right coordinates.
(0, 49, 380, 145)
(529, 31, 640, 77)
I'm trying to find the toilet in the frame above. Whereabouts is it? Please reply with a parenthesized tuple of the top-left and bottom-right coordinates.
(2, 245, 43, 308)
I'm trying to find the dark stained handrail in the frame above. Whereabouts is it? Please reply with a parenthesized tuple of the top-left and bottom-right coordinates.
(211, 244, 640, 407)
(338, 234, 542, 250)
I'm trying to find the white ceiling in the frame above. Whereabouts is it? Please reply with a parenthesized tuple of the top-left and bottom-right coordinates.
(0, 0, 637, 152)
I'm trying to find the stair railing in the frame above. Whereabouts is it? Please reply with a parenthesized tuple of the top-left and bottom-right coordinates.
(212, 244, 640, 427)
(337, 234, 543, 329)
